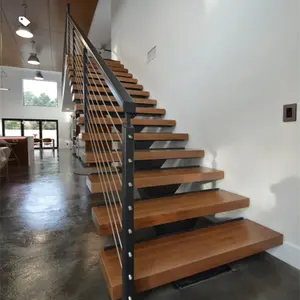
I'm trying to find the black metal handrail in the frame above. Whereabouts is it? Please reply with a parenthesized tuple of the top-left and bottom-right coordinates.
(68, 17, 136, 114)
(62, 4, 136, 300)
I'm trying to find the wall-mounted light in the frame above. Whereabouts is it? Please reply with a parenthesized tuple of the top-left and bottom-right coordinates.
(27, 41, 40, 65)
(0, 87, 10, 91)
(16, 4, 33, 38)
(34, 71, 44, 80)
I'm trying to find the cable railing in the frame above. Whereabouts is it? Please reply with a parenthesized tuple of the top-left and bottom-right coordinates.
(62, 4, 135, 300)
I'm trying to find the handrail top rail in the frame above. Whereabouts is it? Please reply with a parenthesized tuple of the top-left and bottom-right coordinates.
(67, 12, 136, 114)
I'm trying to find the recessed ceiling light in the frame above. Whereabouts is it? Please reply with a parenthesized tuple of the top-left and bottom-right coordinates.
(34, 71, 44, 80)
(16, 24, 33, 38)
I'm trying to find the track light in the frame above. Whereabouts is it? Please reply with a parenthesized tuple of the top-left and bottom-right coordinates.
(34, 71, 44, 80)
(16, 24, 33, 38)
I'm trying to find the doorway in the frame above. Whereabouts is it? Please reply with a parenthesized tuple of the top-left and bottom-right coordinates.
(2, 119, 59, 149)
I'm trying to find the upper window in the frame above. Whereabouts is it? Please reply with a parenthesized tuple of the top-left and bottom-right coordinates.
(23, 79, 58, 107)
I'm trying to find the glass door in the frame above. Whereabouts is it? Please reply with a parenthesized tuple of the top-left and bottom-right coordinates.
(41, 121, 58, 149)
(23, 120, 41, 149)
(2, 119, 59, 149)
(3, 120, 22, 136)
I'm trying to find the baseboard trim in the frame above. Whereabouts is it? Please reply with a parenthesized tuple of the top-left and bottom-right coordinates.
(268, 241, 300, 270)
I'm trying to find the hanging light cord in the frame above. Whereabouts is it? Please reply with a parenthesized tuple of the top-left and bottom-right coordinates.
(31, 40, 36, 54)
(22, 2, 28, 17)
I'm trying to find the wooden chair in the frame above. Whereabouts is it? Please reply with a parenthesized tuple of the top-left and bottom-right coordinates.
(34, 138, 40, 148)
(42, 138, 54, 149)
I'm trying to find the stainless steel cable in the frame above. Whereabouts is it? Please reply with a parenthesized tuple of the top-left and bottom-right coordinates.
(69, 22, 124, 267)
(73, 51, 123, 225)
(73, 47, 123, 266)
(72, 39, 123, 196)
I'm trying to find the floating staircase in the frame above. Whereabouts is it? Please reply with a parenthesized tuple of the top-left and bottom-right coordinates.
(64, 12, 283, 300)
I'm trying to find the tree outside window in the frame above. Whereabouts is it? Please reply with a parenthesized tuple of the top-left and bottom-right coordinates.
(23, 79, 58, 107)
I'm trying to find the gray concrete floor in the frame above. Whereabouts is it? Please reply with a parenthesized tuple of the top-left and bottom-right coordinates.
(0, 149, 299, 300)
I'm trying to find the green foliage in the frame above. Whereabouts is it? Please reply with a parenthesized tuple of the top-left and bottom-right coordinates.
(42, 121, 56, 130)
(4, 120, 20, 129)
(5, 120, 56, 130)
(24, 91, 57, 107)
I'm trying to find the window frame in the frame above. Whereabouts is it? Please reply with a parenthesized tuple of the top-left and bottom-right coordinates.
(22, 79, 58, 108)
(2, 118, 59, 149)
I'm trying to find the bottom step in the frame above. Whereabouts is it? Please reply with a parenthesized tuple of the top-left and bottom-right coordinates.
(100, 219, 283, 300)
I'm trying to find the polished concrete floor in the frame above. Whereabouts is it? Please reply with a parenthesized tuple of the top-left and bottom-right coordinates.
(0, 149, 299, 300)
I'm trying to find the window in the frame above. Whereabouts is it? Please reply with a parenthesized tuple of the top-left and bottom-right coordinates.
(2, 118, 59, 149)
(23, 79, 58, 107)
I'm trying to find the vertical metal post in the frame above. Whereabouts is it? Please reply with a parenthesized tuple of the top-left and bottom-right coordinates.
(66, 4, 70, 54)
(83, 47, 89, 133)
(122, 115, 135, 300)
(72, 26, 76, 71)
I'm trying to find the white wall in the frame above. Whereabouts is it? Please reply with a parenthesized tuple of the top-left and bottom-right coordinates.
(0, 66, 72, 148)
(112, 0, 300, 269)
(88, 0, 111, 59)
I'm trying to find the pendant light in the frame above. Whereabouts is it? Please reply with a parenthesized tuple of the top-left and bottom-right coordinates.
(16, 3, 33, 39)
(28, 41, 40, 65)
(16, 23, 33, 39)
(34, 71, 44, 80)
(0, 0, 9, 91)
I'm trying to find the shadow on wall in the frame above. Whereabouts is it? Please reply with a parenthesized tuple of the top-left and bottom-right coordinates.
(226, 177, 300, 250)
(264, 177, 300, 245)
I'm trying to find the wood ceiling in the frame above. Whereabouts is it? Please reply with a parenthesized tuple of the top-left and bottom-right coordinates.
(1, 0, 98, 71)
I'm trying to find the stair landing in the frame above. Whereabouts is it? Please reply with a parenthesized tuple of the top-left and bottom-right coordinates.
(100, 219, 283, 300)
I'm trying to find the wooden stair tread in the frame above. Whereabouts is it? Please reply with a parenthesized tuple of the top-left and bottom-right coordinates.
(68, 68, 133, 78)
(73, 94, 156, 106)
(87, 167, 224, 193)
(92, 190, 250, 235)
(81, 132, 188, 142)
(69, 71, 138, 83)
(75, 104, 165, 115)
(71, 78, 143, 90)
(77, 117, 175, 127)
(67, 56, 122, 67)
(71, 85, 150, 97)
(83, 149, 204, 163)
(100, 219, 283, 299)
(67, 61, 128, 73)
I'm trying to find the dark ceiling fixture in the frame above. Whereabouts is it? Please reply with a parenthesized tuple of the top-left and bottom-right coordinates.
(0, 0, 9, 91)
(28, 40, 40, 65)
(16, 3, 33, 38)
(34, 71, 44, 80)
